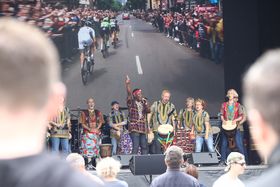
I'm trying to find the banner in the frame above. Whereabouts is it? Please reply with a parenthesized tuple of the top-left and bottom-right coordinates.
(177, 0, 185, 3)
(79, 0, 90, 5)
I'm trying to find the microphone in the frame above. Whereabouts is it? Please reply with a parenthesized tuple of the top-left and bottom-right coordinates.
(119, 107, 128, 110)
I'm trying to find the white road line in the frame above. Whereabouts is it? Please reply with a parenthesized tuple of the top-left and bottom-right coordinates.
(136, 56, 143, 75)
(131, 32, 134, 37)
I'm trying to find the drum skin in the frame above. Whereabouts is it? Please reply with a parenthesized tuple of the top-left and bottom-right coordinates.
(157, 124, 174, 140)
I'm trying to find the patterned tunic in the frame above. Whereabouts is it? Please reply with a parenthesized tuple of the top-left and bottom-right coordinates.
(193, 110, 211, 136)
(80, 109, 104, 158)
(127, 96, 150, 134)
(178, 108, 194, 130)
(108, 110, 132, 154)
(220, 102, 244, 130)
(50, 107, 71, 139)
(150, 101, 177, 132)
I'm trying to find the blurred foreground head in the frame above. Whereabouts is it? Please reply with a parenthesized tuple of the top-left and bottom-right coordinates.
(243, 49, 280, 159)
(0, 18, 65, 109)
(0, 18, 65, 158)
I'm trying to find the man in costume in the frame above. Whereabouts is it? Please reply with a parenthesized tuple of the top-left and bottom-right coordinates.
(49, 97, 71, 157)
(125, 76, 150, 155)
(220, 89, 245, 165)
(148, 90, 177, 154)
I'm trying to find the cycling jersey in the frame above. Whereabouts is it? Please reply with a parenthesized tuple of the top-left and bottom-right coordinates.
(78, 26, 95, 50)
(110, 20, 116, 28)
(101, 21, 110, 28)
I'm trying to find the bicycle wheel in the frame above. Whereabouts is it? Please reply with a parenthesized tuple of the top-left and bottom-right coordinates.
(113, 39, 117, 49)
(89, 58, 94, 75)
(81, 58, 88, 85)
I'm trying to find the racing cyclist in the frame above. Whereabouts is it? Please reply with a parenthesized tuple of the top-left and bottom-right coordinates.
(78, 20, 96, 68)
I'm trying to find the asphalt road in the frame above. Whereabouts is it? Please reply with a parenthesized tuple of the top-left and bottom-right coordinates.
(62, 16, 225, 117)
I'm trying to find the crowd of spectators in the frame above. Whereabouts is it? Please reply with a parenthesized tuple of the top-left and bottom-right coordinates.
(134, 5, 224, 64)
(0, 0, 116, 61)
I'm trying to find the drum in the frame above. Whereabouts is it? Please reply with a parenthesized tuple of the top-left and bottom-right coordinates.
(99, 144, 112, 158)
(222, 120, 237, 149)
(157, 124, 174, 141)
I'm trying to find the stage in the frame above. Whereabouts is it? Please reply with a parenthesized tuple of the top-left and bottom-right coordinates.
(89, 165, 267, 187)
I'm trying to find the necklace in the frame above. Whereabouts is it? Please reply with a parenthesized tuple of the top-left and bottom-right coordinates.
(114, 111, 122, 123)
(158, 102, 169, 124)
(57, 108, 65, 126)
(184, 109, 193, 128)
(194, 111, 204, 133)
(226, 102, 235, 120)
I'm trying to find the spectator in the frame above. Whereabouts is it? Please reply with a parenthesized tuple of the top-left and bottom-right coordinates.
(212, 152, 246, 187)
(66, 153, 104, 185)
(0, 18, 102, 187)
(96, 157, 128, 187)
(243, 49, 280, 187)
(150, 145, 199, 187)
(185, 164, 207, 187)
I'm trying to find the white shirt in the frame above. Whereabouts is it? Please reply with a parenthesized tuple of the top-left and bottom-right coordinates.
(78, 26, 95, 42)
(213, 174, 245, 187)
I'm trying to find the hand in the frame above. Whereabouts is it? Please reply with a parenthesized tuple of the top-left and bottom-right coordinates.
(68, 133, 72, 139)
(125, 75, 130, 84)
(205, 135, 208, 140)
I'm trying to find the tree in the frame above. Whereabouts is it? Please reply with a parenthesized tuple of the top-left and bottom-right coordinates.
(126, 0, 147, 10)
(95, 0, 122, 10)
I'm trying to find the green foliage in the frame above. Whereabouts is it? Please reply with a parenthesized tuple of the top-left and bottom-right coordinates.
(125, 0, 147, 10)
(96, 0, 123, 11)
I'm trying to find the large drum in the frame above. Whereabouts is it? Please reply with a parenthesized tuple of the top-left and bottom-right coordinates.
(157, 124, 174, 141)
(222, 120, 237, 149)
(100, 144, 112, 158)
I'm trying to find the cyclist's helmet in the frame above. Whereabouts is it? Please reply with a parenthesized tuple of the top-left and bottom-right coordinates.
(85, 19, 91, 26)
(103, 17, 109, 22)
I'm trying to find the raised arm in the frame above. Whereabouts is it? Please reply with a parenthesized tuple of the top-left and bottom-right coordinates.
(125, 75, 132, 96)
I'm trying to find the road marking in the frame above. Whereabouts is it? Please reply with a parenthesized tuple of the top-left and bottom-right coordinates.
(131, 32, 134, 37)
(136, 56, 143, 75)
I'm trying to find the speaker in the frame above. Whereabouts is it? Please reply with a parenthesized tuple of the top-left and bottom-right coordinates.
(112, 155, 134, 167)
(129, 154, 166, 175)
(189, 152, 219, 165)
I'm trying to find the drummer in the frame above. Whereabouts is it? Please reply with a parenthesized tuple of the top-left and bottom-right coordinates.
(148, 90, 177, 154)
(220, 89, 245, 165)
(178, 97, 195, 131)
(193, 98, 214, 153)
(177, 97, 195, 153)
(108, 101, 132, 155)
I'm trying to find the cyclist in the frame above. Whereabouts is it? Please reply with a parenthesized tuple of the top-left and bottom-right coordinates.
(78, 20, 95, 68)
(100, 16, 110, 52)
(110, 18, 118, 45)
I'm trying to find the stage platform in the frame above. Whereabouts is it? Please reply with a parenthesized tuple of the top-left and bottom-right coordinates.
(89, 165, 267, 187)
